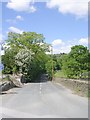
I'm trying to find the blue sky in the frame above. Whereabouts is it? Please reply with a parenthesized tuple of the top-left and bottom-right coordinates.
(0, 0, 88, 54)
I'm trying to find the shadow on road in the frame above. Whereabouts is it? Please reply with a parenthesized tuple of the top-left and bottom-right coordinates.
(29, 74, 51, 83)
(0, 91, 18, 95)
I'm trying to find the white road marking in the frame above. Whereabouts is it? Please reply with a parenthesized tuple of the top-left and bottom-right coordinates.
(39, 83, 42, 94)
(40, 83, 42, 92)
(40, 83, 42, 86)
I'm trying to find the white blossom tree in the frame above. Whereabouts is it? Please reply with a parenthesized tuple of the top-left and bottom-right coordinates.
(15, 48, 34, 74)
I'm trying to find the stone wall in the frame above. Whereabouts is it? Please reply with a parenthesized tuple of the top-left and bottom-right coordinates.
(54, 78, 89, 97)
(0, 75, 22, 93)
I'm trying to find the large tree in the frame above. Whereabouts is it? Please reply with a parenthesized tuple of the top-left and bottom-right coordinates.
(2, 32, 50, 81)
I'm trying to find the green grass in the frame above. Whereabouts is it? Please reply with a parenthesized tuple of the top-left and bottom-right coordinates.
(87, 91, 90, 98)
(54, 70, 67, 78)
(0, 78, 2, 82)
(0, 77, 9, 82)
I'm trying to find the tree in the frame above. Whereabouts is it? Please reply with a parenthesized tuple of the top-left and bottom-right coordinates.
(15, 48, 34, 74)
(62, 45, 90, 79)
(2, 32, 50, 82)
(2, 47, 19, 74)
(45, 59, 56, 80)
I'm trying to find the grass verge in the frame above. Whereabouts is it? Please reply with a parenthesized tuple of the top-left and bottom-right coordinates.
(54, 70, 67, 78)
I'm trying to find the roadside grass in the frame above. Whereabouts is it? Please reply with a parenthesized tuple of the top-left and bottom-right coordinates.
(88, 91, 90, 98)
(54, 70, 67, 78)
(0, 75, 13, 82)
(74, 87, 88, 97)
(0, 78, 2, 82)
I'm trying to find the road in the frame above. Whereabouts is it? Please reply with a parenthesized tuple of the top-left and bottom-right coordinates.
(0, 81, 88, 118)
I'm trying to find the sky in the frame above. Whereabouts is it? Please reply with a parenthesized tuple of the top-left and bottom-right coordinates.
(0, 0, 89, 54)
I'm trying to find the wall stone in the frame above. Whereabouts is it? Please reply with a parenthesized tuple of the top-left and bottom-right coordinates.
(0, 75, 22, 93)
(54, 78, 88, 97)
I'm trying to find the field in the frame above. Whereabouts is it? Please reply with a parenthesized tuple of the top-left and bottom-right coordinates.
(54, 70, 67, 78)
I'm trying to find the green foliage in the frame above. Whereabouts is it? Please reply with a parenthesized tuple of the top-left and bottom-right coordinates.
(3, 32, 89, 81)
(2, 47, 18, 74)
(45, 59, 56, 80)
(54, 70, 67, 78)
(2, 32, 51, 82)
(15, 48, 34, 75)
(62, 45, 90, 79)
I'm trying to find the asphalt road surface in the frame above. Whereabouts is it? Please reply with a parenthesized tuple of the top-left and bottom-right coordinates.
(0, 81, 88, 118)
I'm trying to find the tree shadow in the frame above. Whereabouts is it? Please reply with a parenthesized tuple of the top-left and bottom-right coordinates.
(0, 91, 18, 95)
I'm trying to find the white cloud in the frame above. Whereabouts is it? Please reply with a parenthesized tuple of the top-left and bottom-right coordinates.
(50, 37, 88, 54)
(52, 44, 71, 54)
(47, 0, 88, 18)
(8, 26, 23, 34)
(6, 15, 23, 24)
(51, 39, 72, 54)
(16, 15, 23, 21)
(79, 38, 88, 45)
(52, 39, 64, 46)
(6, 0, 36, 13)
(0, 34, 5, 44)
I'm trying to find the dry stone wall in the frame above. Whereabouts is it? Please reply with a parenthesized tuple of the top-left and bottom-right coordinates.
(54, 78, 89, 97)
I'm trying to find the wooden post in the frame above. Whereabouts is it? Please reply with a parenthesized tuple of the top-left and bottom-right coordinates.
(51, 45, 54, 81)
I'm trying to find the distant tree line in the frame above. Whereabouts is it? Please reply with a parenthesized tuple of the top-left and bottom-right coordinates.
(52, 45, 90, 79)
